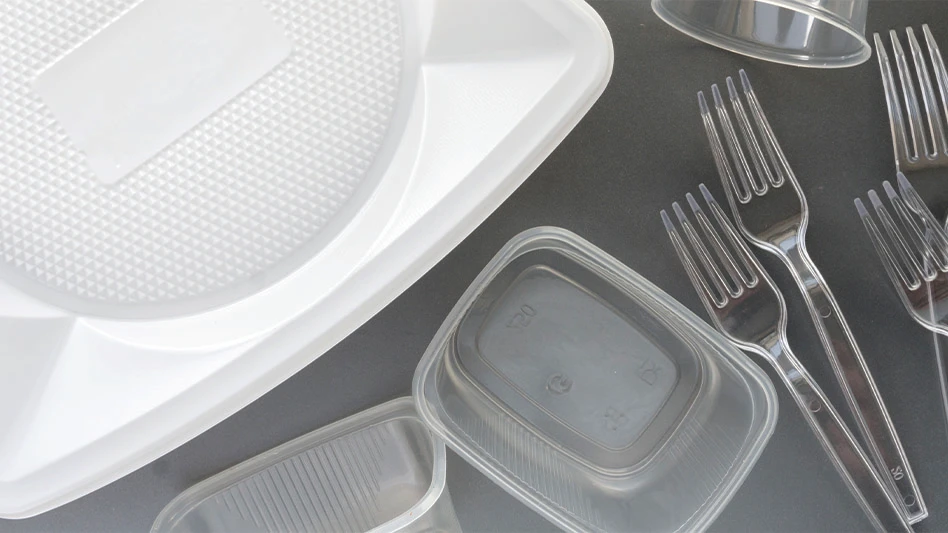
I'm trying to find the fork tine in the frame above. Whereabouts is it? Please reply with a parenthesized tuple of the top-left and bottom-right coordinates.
(876, 32, 914, 166)
(738, 70, 792, 188)
(907, 27, 948, 156)
(868, 189, 924, 290)
(712, 83, 767, 196)
(882, 180, 944, 277)
(685, 190, 750, 295)
(896, 172, 948, 265)
(699, 91, 751, 203)
(923, 25, 948, 153)
(698, 183, 760, 287)
(725, 76, 778, 189)
(671, 201, 731, 306)
(891, 29, 928, 160)
(662, 209, 727, 309)
(856, 198, 921, 294)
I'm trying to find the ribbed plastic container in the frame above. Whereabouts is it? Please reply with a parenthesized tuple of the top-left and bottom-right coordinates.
(414, 227, 779, 533)
(151, 398, 459, 533)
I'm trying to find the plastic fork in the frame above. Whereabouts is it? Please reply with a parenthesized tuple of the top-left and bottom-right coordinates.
(856, 174, 948, 435)
(875, 27, 948, 446)
(662, 187, 912, 533)
(856, 173, 948, 333)
(698, 70, 925, 522)
(875, 25, 948, 173)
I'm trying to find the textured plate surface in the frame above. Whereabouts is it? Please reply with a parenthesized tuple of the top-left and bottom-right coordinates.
(0, 0, 615, 519)
(0, 0, 403, 314)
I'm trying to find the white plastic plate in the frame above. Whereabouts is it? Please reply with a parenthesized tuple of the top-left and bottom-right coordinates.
(0, 0, 612, 518)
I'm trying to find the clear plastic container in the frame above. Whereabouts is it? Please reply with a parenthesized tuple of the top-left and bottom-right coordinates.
(651, 0, 870, 68)
(151, 398, 460, 533)
(413, 227, 778, 533)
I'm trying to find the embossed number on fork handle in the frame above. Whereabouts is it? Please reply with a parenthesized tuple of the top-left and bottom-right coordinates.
(773, 341, 913, 533)
(785, 243, 923, 521)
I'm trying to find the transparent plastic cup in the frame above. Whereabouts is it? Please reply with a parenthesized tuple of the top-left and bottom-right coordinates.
(151, 398, 460, 533)
(651, 0, 870, 68)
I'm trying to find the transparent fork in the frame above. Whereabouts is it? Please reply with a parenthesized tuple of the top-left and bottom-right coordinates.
(857, 173, 948, 434)
(875, 25, 948, 450)
(875, 25, 948, 173)
(662, 188, 912, 533)
(856, 173, 948, 334)
(699, 70, 925, 522)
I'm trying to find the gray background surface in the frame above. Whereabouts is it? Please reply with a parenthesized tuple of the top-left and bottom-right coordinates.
(5, 1, 948, 531)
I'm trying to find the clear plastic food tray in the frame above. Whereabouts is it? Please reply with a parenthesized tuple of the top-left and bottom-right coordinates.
(151, 398, 459, 533)
(413, 227, 779, 532)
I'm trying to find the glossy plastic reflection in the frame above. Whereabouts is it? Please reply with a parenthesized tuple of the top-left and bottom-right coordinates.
(652, 0, 870, 68)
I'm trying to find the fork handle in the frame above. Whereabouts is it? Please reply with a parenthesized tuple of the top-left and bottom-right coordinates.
(932, 328, 948, 435)
(772, 339, 913, 533)
(784, 242, 924, 522)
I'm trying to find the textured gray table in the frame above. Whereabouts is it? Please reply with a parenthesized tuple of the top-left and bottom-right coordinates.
(6, 1, 948, 531)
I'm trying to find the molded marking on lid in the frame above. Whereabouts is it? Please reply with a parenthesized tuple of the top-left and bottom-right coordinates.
(477, 266, 678, 450)
(32, 0, 292, 184)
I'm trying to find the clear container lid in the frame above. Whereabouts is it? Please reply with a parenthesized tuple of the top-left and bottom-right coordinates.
(413, 227, 778, 532)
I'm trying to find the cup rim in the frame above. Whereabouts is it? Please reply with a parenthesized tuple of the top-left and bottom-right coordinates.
(651, 0, 871, 68)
